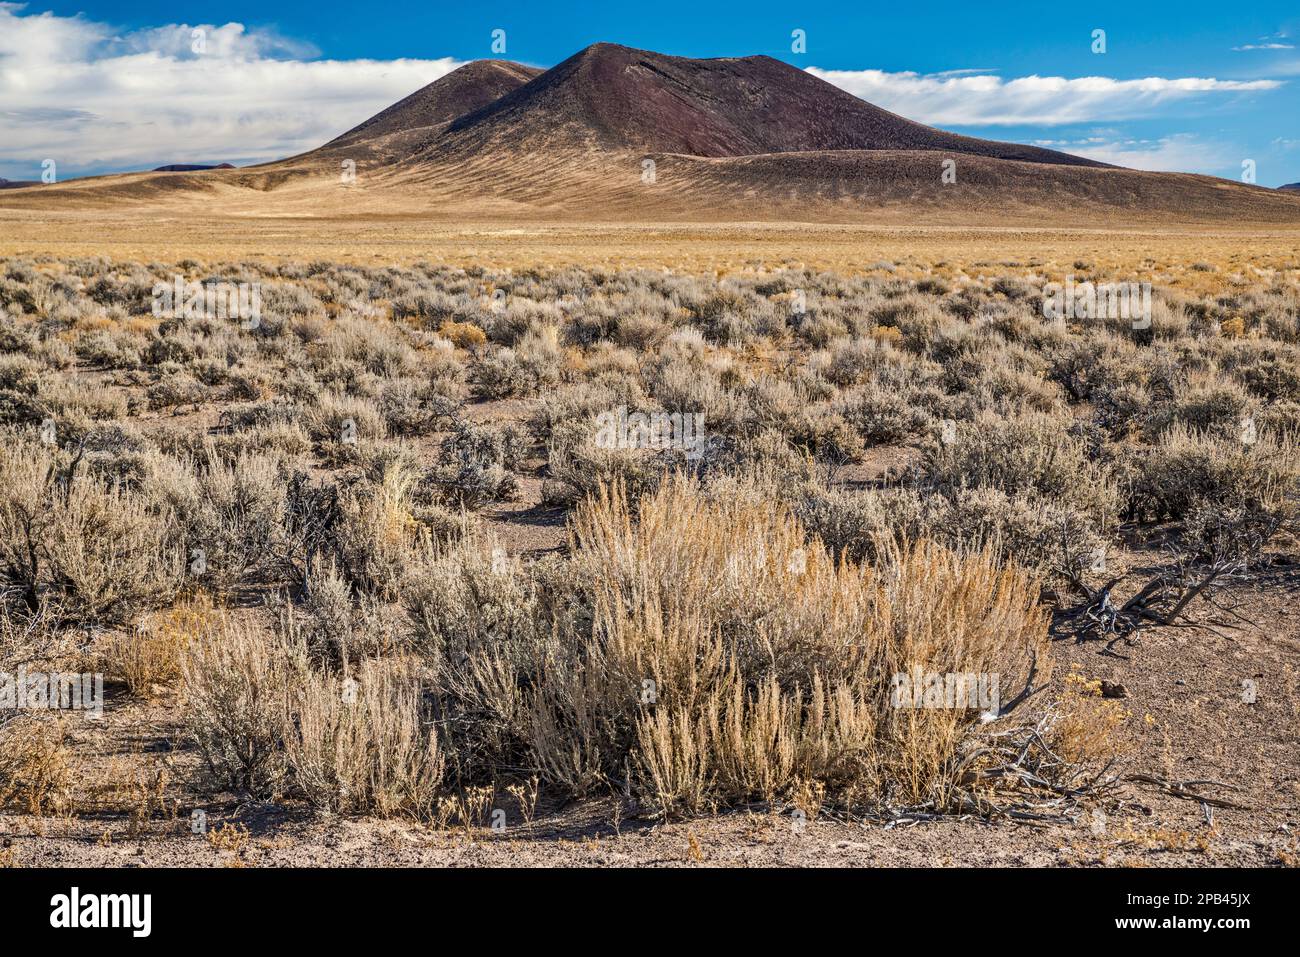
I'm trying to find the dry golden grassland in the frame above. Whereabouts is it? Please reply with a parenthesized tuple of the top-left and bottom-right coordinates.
(2, 210, 1300, 278)
(0, 244, 1297, 865)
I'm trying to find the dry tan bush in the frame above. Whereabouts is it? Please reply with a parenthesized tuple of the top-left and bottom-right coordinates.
(837, 383, 934, 445)
(1047, 669, 1133, 768)
(405, 534, 539, 665)
(375, 378, 448, 437)
(530, 594, 727, 796)
(1121, 424, 1299, 524)
(304, 391, 387, 449)
(794, 484, 960, 568)
(795, 486, 928, 563)
(23, 375, 129, 431)
(333, 455, 429, 597)
(711, 431, 820, 490)
(185, 606, 441, 815)
(99, 748, 179, 835)
(532, 381, 642, 442)
(472, 323, 564, 398)
(422, 336, 467, 394)
(939, 486, 1104, 576)
(0, 716, 74, 815)
(405, 533, 540, 779)
(637, 674, 881, 816)
(283, 656, 444, 819)
(150, 448, 286, 592)
(614, 313, 670, 351)
(0, 605, 58, 663)
(925, 411, 1117, 522)
(485, 298, 563, 346)
(318, 316, 424, 379)
(967, 350, 1064, 415)
(857, 537, 1050, 804)
(634, 704, 716, 817)
(567, 476, 816, 646)
(146, 371, 207, 411)
(875, 292, 949, 351)
(1143, 374, 1254, 441)
(437, 320, 487, 349)
(815, 336, 893, 388)
(0, 431, 184, 624)
(429, 420, 524, 509)
(536, 477, 1049, 814)
(1223, 343, 1300, 403)
(181, 615, 307, 798)
(543, 426, 664, 505)
(99, 593, 218, 695)
(470, 348, 531, 398)
(290, 561, 404, 669)
(1045, 335, 1134, 403)
(194, 420, 311, 459)
(651, 355, 739, 422)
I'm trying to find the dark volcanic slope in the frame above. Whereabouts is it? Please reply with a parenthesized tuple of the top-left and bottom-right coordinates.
(1281, 182, 1300, 192)
(327, 59, 542, 158)
(432, 43, 1102, 168)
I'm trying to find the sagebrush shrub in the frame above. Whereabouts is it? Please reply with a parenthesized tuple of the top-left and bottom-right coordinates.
(181, 616, 307, 799)
(1120, 424, 1299, 525)
(283, 656, 444, 818)
(925, 411, 1118, 522)
(0, 432, 183, 624)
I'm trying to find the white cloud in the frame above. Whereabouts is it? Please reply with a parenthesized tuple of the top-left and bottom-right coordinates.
(928, 68, 996, 78)
(806, 66, 1282, 126)
(1234, 31, 1294, 52)
(0, 4, 463, 176)
(1030, 134, 1240, 174)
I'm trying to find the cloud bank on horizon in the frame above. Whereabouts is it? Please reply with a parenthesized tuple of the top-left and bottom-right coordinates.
(0, 4, 465, 177)
(805, 69, 1279, 127)
(0, 3, 1292, 183)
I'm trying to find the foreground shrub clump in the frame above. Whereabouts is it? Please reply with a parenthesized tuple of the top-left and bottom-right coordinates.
(557, 478, 1050, 814)
(180, 476, 1050, 820)
(0, 431, 183, 624)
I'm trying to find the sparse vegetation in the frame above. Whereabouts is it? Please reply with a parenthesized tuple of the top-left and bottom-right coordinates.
(0, 253, 1296, 860)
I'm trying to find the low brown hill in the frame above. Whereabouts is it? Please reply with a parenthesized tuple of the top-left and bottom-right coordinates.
(429, 43, 1102, 168)
(382, 145, 1300, 224)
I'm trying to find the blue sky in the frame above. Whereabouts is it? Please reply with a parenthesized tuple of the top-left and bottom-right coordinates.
(3, 1, 1298, 184)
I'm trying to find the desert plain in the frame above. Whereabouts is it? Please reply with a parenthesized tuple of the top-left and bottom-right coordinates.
(1, 45, 1298, 869)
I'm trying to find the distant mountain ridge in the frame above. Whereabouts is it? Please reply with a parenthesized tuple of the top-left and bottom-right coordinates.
(153, 163, 235, 172)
